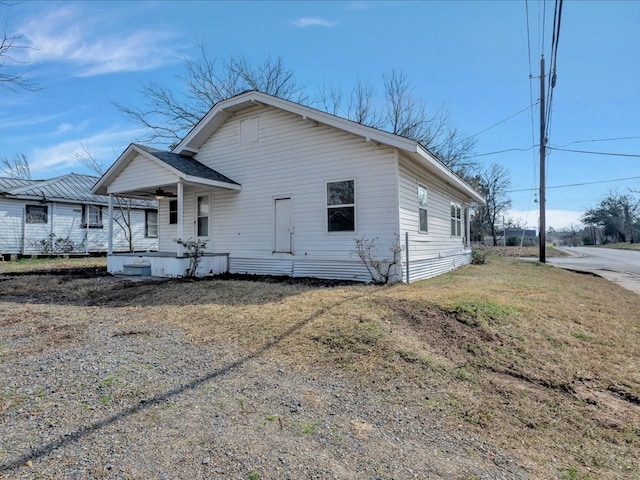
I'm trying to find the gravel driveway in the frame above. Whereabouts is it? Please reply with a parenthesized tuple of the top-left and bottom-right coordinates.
(1, 273, 527, 479)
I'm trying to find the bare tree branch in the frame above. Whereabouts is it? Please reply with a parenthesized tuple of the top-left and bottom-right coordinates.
(474, 164, 512, 246)
(0, 21, 38, 92)
(70, 143, 105, 176)
(2, 153, 31, 179)
(114, 48, 305, 147)
(348, 79, 383, 128)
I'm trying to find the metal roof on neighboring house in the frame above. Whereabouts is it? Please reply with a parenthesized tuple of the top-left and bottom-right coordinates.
(0, 177, 37, 192)
(0, 173, 156, 208)
(135, 144, 241, 186)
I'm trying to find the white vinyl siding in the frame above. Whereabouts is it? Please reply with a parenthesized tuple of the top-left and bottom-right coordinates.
(190, 105, 398, 277)
(397, 154, 471, 281)
(108, 153, 177, 194)
(0, 198, 24, 253)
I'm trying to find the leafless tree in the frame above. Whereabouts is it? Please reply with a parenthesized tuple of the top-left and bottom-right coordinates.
(116, 46, 476, 177)
(347, 78, 383, 128)
(316, 81, 343, 116)
(476, 163, 512, 246)
(72, 144, 142, 252)
(1, 153, 31, 179)
(1, 4, 37, 92)
(314, 69, 477, 177)
(114, 47, 305, 146)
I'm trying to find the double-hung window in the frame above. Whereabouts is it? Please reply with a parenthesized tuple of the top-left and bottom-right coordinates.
(169, 199, 178, 225)
(418, 184, 428, 232)
(451, 203, 462, 237)
(82, 205, 103, 228)
(145, 210, 158, 238)
(327, 180, 355, 232)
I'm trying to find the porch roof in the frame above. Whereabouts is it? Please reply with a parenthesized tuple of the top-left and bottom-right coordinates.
(135, 145, 240, 187)
(92, 143, 241, 197)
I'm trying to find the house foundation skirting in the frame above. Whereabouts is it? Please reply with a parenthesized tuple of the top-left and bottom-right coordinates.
(230, 257, 373, 282)
(108, 252, 228, 278)
(403, 251, 471, 283)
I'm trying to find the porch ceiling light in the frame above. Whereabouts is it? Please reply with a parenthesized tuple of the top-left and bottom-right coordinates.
(154, 188, 175, 200)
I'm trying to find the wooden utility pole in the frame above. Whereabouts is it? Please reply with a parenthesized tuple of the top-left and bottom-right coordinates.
(539, 55, 546, 263)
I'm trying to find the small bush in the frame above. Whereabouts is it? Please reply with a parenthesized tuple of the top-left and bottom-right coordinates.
(175, 238, 208, 277)
(506, 236, 519, 246)
(471, 248, 488, 265)
(31, 233, 81, 254)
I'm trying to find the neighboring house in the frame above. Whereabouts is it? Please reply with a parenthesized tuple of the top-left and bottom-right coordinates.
(93, 91, 485, 282)
(483, 228, 538, 247)
(0, 173, 157, 258)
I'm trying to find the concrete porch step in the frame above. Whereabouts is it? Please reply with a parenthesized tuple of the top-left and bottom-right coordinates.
(122, 263, 151, 276)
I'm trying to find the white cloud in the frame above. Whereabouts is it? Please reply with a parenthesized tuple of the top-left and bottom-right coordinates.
(0, 112, 67, 129)
(17, 6, 179, 77)
(28, 126, 148, 177)
(506, 209, 585, 231)
(292, 17, 335, 28)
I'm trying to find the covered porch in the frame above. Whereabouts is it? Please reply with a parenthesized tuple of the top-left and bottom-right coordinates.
(92, 144, 241, 277)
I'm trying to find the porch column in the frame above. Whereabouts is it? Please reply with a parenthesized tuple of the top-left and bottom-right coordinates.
(107, 194, 114, 255)
(176, 181, 184, 256)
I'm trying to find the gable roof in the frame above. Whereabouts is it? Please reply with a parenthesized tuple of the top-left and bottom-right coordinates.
(92, 143, 241, 196)
(0, 173, 155, 207)
(174, 90, 485, 204)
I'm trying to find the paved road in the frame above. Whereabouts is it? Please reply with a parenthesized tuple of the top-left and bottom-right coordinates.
(548, 246, 640, 294)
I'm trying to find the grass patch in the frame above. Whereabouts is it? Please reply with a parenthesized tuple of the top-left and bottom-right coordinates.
(1, 255, 639, 478)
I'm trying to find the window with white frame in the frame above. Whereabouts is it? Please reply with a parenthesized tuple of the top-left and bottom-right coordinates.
(26, 205, 48, 224)
(145, 210, 158, 238)
(327, 180, 355, 232)
(169, 199, 178, 225)
(451, 203, 462, 237)
(82, 205, 102, 228)
(418, 184, 428, 232)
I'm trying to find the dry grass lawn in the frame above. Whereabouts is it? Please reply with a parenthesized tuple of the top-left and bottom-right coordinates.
(1, 252, 638, 479)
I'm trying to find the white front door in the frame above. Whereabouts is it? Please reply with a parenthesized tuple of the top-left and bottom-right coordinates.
(274, 197, 292, 253)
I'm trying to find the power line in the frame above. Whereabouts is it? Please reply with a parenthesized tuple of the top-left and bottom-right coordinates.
(507, 175, 640, 193)
(548, 147, 640, 157)
(552, 135, 640, 147)
(469, 103, 536, 138)
(465, 145, 537, 158)
(466, 143, 640, 159)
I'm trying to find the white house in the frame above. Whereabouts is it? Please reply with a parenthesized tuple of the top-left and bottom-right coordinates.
(93, 91, 484, 282)
(0, 173, 157, 258)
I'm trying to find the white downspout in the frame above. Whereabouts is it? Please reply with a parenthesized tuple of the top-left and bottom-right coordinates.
(176, 181, 184, 256)
(107, 194, 114, 255)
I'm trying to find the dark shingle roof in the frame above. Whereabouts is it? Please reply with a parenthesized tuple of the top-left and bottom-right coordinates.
(136, 145, 240, 186)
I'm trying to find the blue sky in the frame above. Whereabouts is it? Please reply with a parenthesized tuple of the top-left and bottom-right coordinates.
(1, 0, 639, 229)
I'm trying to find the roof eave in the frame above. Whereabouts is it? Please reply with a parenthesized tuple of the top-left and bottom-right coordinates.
(183, 175, 242, 190)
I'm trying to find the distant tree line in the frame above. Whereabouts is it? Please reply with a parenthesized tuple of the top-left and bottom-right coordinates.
(582, 191, 640, 245)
